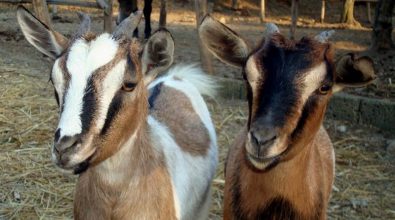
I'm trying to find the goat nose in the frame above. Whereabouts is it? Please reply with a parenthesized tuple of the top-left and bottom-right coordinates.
(250, 128, 277, 146)
(54, 132, 80, 153)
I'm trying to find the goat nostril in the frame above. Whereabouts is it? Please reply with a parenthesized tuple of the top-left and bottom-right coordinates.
(249, 132, 259, 146)
(54, 129, 61, 143)
(250, 131, 277, 146)
(55, 135, 80, 153)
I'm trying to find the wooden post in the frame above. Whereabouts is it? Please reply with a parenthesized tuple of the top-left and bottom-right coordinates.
(195, 0, 213, 74)
(159, 0, 167, 28)
(103, 0, 113, 33)
(367, 2, 372, 24)
(260, 0, 265, 23)
(231, 0, 238, 10)
(320, 0, 325, 23)
(32, 0, 53, 28)
(290, 0, 298, 39)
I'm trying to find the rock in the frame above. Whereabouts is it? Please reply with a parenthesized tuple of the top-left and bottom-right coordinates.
(337, 125, 347, 133)
(13, 191, 21, 202)
(350, 198, 368, 209)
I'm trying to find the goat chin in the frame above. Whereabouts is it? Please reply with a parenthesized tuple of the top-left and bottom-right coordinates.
(246, 152, 280, 171)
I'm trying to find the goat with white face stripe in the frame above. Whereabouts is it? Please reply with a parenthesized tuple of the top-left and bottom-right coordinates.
(17, 6, 218, 219)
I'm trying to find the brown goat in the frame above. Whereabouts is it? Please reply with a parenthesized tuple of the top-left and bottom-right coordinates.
(199, 16, 376, 220)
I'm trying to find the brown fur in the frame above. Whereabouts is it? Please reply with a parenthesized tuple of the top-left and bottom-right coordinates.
(224, 95, 334, 220)
(74, 129, 176, 220)
(199, 15, 374, 220)
(257, 34, 332, 68)
(73, 39, 176, 219)
(224, 37, 335, 220)
(89, 43, 146, 166)
(150, 85, 210, 156)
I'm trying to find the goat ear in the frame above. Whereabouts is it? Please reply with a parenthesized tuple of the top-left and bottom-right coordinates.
(333, 53, 377, 93)
(141, 29, 174, 84)
(199, 15, 250, 67)
(16, 6, 68, 59)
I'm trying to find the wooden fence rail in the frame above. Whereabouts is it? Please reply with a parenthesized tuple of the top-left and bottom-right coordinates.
(0, 0, 113, 32)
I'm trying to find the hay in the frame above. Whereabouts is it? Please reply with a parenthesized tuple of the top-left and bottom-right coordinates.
(0, 70, 394, 220)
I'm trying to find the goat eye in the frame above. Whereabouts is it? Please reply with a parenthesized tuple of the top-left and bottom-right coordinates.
(122, 82, 136, 92)
(318, 84, 331, 95)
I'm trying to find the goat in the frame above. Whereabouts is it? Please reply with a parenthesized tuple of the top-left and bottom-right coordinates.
(17, 6, 218, 220)
(199, 16, 376, 220)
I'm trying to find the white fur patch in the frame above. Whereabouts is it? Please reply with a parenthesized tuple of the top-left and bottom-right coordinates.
(300, 62, 327, 104)
(146, 66, 219, 219)
(57, 34, 119, 138)
(148, 65, 218, 147)
(95, 60, 126, 132)
(95, 131, 138, 184)
(245, 56, 261, 96)
(148, 65, 217, 99)
(148, 116, 217, 220)
(51, 59, 65, 105)
(147, 65, 218, 219)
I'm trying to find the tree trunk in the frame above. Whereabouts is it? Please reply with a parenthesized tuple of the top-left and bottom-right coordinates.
(290, 0, 298, 39)
(371, 0, 395, 51)
(260, 0, 265, 23)
(103, 0, 113, 33)
(320, 0, 325, 23)
(195, 0, 213, 74)
(159, 0, 167, 28)
(340, 0, 360, 26)
(231, 0, 238, 10)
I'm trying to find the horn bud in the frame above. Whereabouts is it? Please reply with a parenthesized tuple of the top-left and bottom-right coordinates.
(315, 30, 335, 43)
(71, 12, 91, 41)
(265, 23, 280, 35)
(113, 11, 143, 40)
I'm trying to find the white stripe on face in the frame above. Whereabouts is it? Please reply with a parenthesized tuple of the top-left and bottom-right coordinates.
(57, 34, 119, 138)
(245, 56, 261, 98)
(51, 59, 65, 105)
(299, 62, 327, 104)
(95, 60, 126, 132)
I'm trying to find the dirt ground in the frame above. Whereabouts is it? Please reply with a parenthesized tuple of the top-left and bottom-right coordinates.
(0, 0, 394, 219)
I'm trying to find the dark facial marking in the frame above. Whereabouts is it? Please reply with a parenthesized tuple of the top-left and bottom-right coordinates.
(101, 91, 123, 136)
(73, 158, 90, 174)
(54, 128, 61, 143)
(247, 36, 333, 133)
(291, 96, 319, 140)
(53, 89, 60, 106)
(252, 40, 317, 128)
(80, 77, 97, 134)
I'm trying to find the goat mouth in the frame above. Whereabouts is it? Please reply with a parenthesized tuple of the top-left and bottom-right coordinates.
(72, 159, 91, 174)
(71, 151, 96, 175)
(53, 147, 96, 175)
(246, 153, 280, 171)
